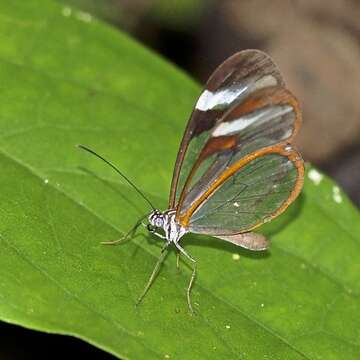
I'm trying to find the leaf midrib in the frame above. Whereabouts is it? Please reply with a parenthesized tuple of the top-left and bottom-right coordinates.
(47, 166, 360, 298)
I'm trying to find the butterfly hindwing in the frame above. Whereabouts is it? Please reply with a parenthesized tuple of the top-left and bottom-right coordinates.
(182, 146, 304, 235)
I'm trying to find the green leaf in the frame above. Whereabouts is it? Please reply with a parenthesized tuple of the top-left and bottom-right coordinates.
(60, 0, 205, 30)
(0, 1, 360, 359)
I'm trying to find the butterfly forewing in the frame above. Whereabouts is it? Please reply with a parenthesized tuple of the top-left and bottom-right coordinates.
(177, 86, 301, 216)
(183, 147, 303, 235)
(169, 50, 285, 208)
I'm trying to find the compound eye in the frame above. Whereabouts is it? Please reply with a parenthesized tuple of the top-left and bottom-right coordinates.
(155, 218, 164, 227)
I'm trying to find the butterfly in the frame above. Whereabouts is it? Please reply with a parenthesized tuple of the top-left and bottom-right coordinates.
(79, 49, 304, 313)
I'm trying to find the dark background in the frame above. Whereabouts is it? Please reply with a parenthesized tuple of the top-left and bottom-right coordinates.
(2, 0, 360, 358)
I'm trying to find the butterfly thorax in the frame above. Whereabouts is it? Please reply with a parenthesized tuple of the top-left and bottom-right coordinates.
(148, 209, 187, 243)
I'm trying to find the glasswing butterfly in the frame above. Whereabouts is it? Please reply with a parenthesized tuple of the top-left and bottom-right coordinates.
(79, 49, 304, 313)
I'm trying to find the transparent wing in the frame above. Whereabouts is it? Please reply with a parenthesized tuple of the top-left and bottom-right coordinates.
(179, 146, 304, 235)
(169, 50, 285, 208)
(177, 86, 301, 216)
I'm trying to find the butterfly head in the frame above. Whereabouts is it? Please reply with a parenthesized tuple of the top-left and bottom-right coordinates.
(148, 209, 165, 231)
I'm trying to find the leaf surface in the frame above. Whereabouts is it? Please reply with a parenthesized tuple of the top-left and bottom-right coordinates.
(0, 1, 360, 359)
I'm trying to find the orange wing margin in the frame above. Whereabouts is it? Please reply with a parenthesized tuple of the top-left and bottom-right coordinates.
(177, 144, 304, 231)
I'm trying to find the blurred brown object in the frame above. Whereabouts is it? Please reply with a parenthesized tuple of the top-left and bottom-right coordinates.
(208, 0, 360, 164)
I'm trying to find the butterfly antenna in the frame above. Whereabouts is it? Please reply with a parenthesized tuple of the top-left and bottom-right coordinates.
(78, 144, 155, 210)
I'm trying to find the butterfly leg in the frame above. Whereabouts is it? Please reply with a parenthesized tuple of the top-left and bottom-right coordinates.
(176, 251, 180, 272)
(136, 242, 170, 308)
(150, 230, 166, 240)
(174, 243, 196, 314)
(101, 214, 148, 245)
